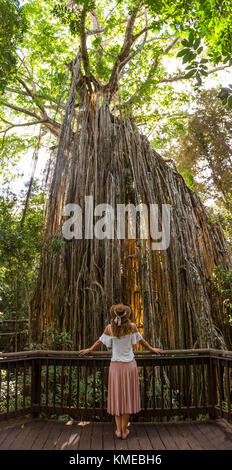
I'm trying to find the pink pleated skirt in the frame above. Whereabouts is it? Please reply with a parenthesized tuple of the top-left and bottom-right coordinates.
(107, 358, 141, 416)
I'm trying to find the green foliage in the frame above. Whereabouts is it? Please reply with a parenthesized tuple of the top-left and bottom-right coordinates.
(0, 368, 32, 414)
(218, 84, 232, 110)
(222, 400, 232, 412)
(146, 0, 232, 62)
(207, 206, 232, 244)
(177, 35, 208, 88)
(52, 3, 82, 36)
(27, 321, 73, 351)
(167, 88, 232, 212)
(180, 168, 197, 191)
(43, 322, 72, 350)
(212, 265, 232, 326)
(0, 0, 27, 93)
(146, 0, 232, 95)
(0, 182, 44, 322)
(45, 236, 66, 256)
(0, 0, 231, 147)
(0, 134, 38, 184)
(52, 0, 96, 36)
(212, 266, 232, 299)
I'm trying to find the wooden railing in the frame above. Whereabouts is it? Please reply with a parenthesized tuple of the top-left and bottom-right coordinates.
(0, 320, 29, 352)
(0, 349, 231, 423)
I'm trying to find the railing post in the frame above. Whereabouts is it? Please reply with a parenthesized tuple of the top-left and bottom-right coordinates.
(31, 358, 41, 418)
(207, 356, 217, 419)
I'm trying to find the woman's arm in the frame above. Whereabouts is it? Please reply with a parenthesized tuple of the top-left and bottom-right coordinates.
(79, 325, 111, 355)
(131, 323, 163, 354)
(139, 337, 163, 354)
(79, 339, 102, 355)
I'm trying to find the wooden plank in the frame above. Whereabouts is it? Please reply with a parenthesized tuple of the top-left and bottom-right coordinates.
(0, 427, 18, 447)
(0, 417, 39, 432)
(8, 421, 43, 450)
(166, 423, 192, 450)
(144, 423, 166, 450)
(188, 422, 217, 450)
(51, 423, 81, 451)
(62, 425, 83, 451)
(199, 421, 232, 450)
(126, 424, 141, 450)
(103, 422, 115, 450)
(30, 421, 54, 450)
(175, 423, 203, 450)
(17, 422, 43, 450)
(42, 422, 65, 450)
(0, 424, 27, 450)
(216, 418, 232, 435)
(197, 420, 223, 439)
(156, 424, 179, 450)
(91, 422, 103, 450)
(0, 418, 231, 451)
(54, 428, 74, 450)
(0, 330, 28, 336)
(133, 423, 153, 450)
(113, 424, 128, 451)
(78, 422, 93, 450)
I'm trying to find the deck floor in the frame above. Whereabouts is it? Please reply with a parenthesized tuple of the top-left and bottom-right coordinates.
(0, 418, 232, 450)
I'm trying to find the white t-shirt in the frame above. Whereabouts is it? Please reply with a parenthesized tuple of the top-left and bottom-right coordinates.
(99, 329, 143, 362)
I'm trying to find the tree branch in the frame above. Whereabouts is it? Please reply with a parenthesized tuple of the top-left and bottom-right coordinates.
(6, 86, 66, 110)
(164, 36, 180, 54)
(124, 36, 180, 107)
(80, 7, 93, 92)
(0, 101, 40, 120)
(16, 77, 46, 115)
(0, 102, 61, 137)
(0, 117, 49, 134)
(119, 11, 149, 69)
(132, 25, 150, 41)
(106, 4, 144, 97)
(159, 65, 231, 84)
(86, 9, 147, 35)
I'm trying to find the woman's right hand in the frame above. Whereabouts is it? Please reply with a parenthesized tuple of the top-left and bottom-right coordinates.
(151, 347, 163, 355)
(79, 348, 91, 355)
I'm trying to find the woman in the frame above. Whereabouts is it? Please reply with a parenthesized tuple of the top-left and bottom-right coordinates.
(79, 303, 163, 439)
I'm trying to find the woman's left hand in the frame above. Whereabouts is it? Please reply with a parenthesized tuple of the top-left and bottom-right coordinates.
(151, 347, 164, 355)
(79, 348, 91, 355)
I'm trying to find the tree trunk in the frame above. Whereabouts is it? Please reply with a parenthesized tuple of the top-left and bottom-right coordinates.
(30, 61, 232, 351)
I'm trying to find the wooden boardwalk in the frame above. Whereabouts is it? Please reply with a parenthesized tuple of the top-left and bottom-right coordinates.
(0, 418, 232, 450)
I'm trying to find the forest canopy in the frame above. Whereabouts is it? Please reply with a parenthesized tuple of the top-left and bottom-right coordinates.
(1, 0, 232, 135)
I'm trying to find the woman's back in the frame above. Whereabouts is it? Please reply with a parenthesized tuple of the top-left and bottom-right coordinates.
(99, 324, 142, 362)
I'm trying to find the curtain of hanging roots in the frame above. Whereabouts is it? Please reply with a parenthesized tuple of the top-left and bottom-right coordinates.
(30, 69, 232, 357)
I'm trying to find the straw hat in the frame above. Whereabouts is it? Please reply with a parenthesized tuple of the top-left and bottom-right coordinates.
(110, 303, 131, 326)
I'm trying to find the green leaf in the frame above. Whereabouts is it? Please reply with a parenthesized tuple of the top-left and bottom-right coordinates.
(185, 64, 196, 69)
(176, 48, 190, 58)
(193, 38, 201, 50)
(227, 95, 232, 109)
(185, 69, 196, 78)
(181, 39, 190, 47)
(188, 31, 195, 46)
(183, 52, 196, 63)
